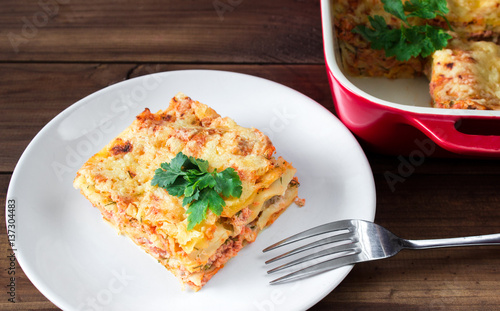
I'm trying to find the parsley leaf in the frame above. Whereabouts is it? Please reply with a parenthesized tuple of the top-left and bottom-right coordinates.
(151, 152, 242, 230)
(353, 16, 401, 52)
(185, 198, 209, 230)
(214, 168, 243, 198)
(383, 0, 407, 23)
(352, 0, 452, 61)
(403, 0, 449, 19)
(151, 152, 189, 189)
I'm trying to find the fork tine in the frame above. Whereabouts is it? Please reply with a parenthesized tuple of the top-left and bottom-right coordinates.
(263, 219, 354, 252)
(269, 253, 363, 285)
(264, 232, 356, 264)
(266, 243, 360, 274)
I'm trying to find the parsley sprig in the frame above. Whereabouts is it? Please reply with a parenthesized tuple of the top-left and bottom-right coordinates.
(352, 0, 453, 61)
(151, 152, 242, 230)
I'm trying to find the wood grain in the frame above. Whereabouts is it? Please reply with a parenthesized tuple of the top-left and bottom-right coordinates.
(2, 0, 500, 310)
(0, 0, 323, 63)
(0, 63, 332, 172)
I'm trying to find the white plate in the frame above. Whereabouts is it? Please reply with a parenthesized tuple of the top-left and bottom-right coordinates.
(6, 70, 376, 311)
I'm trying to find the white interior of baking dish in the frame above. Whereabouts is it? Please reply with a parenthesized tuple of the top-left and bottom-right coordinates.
(321, 0, 500, 117)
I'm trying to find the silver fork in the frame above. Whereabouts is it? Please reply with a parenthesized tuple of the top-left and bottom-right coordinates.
(263, 219, 500, 285)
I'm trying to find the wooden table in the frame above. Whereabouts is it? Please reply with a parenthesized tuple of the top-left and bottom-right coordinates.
(1, 1, 500, 310)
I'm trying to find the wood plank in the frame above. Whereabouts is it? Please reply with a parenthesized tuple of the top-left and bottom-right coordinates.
(0, 63, 332, 172)
(321, 247, 500, 310)
(3, 0, 500, 310)
(367, 151, 500, 176)
(128, 63, 335, 110)
(0, 0, 323, 63)
(372, 174, 500, 238)
(3, 62, 500, 177)
(314, 172, 500, 310)
(0, 63, 133, 172)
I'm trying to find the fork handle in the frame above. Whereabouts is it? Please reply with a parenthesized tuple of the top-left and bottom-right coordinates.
(402, 233, 500, 250)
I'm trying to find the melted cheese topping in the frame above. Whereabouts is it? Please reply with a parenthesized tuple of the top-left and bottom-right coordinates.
(429, 40, 500, 110)
(73, 92, 300, 290)
(447, 0, 500, 24)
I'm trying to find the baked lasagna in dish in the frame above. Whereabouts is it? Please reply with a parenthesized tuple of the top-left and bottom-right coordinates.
(332, 0, 500, 110)
(333, 0, 500, 78)
(333, 0, 426, 78)
(73, 92, 300, 291)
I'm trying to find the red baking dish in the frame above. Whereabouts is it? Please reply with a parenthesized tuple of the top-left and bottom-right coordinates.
(321, 0, 500, 158)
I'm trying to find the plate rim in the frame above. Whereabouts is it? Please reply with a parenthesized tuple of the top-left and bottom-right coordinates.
(6, 69, 376, 311)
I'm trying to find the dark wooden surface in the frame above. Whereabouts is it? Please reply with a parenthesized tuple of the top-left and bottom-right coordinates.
(1, 1, 500, 310)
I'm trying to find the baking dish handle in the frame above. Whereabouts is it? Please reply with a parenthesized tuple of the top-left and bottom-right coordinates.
(409, 116, 500, 157)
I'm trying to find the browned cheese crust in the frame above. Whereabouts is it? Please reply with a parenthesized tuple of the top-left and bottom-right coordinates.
(73, 93, 300, 290)
(428, 39, 500, 110)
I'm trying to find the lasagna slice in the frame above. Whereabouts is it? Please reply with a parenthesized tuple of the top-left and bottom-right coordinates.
(427, 39, 500, 110)
(73, 92, 300, 291)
